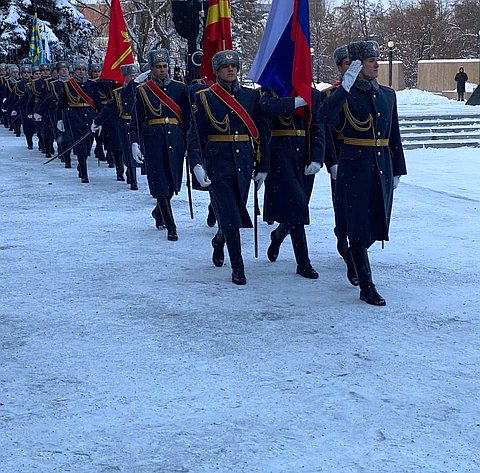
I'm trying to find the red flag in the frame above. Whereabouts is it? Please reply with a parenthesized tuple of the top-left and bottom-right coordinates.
(200, 0, 233, 82)
(100, 0, 135, 84)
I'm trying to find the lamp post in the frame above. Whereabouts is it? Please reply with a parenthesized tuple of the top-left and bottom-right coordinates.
(387, 40, 395, 88)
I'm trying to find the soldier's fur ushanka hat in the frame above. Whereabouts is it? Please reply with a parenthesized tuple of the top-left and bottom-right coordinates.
(55, 60, 69, 71)
(20, 64, 32, 74)
(73, 59, 88, 70)
(347, 40, 380, 61)
(120, 63, 140, 76)
(147, 49, 170, 67)
(333, 45, 348, 66)
(89, 63, 102, 73)
(211, 50, 240, 72)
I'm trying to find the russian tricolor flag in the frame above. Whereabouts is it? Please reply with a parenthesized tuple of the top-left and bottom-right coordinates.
(248, 0, 312, 109)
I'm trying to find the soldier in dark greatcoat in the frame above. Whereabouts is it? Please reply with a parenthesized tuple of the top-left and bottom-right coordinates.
(325, 40, 407, 306)
(37, 61, 73, 168)
(58, 59, 100, 183)
(3, 65, 20, 134)
(0, 64, 7, 126)
(187, 50, 270, 285)
(92, 64, 141, 189)
(14, 64, 36, 148)
(260, 87, 325, 279)
(130, 49, 190, 241)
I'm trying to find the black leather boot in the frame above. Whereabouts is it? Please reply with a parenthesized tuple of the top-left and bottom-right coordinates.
(290, 224, 319, 279)
(128, 167, 138, 190)
(78, 156, 89, 183)
(113, 152, 125, 181)
(207, 203, 216, 227)
(64, 153, 72, 169)
(211, 230, 225, 267)
(344, 247, 359, 286)
(267, 223, 290, 262)
(350, 246, 385, 306)
(158, 198, 178, 241)
(151, 201, 165, 230)
(225, 229, 246, 285)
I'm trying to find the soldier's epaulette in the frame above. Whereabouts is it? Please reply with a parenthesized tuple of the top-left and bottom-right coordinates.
(136, 82, 147, 88)
(323, 85, 336, 95)
(195, 88, 209, 96)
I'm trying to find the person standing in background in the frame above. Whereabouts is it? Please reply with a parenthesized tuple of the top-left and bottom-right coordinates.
(454, 67, 468, 101)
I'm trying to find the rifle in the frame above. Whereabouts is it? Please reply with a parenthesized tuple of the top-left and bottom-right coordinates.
(44, 129, 92, 165)
(185, 156, 194, 219)
(253, 183, 259, 258)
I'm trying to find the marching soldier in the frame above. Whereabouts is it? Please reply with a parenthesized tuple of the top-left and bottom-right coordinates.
(115, 63, 141, 190)
(58, 59, 100, 183)
(130, 49, 190, 241)
(92, 65, 143, 187)
(187, 50, 270, 285)
(90, 63, 107, 162)
(14, 64, 36, 148)
(37, 61, 73, 168)
(326, 40, 407, 306)
(260, 87, 325, 279)
(3, 65, 20, 133)
(0, 64, 7, 126)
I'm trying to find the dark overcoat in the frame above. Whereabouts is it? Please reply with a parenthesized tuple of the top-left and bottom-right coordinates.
(188, 84, 270, 230)
(455, 71, 468, 93)
(59, 78, 100, 157)
(114, 82, 139, 168)
(130, 78, 190, 199)
(14, 80, 36, 139)
(327, 82, 407, 246)
(259, 88, 325, 224)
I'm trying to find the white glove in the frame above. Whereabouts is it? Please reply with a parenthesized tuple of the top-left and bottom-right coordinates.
(193, 164, 211, 187)
(304, 161, 321, 175)
(27, 114, 33, 119)
(393, 175, 400, 189)
(253, 172, 267, 190)
(57, 120, 65, 132)
(11, 110, 17, 117)
(131, 143, 144, 163)
(341, 60, 363, 92)
(134, 70, 150, 83)
(294, 96, 308, 108)
(330, 164, 338, 180)
(33, 113, 42, 121)
(90, 122, 102, 133)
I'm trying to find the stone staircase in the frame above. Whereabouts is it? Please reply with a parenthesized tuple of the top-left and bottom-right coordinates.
(399, 114, 480, 149)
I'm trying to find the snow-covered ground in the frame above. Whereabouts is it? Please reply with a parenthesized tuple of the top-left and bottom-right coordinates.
(1, 92, 479, 472)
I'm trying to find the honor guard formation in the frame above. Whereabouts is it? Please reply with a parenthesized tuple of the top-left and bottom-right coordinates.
(0, 40, 407, 304)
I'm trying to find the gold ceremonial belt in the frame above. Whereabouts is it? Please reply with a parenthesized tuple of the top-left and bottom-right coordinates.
(343, 137, 389, 147)
(148, 118, 179, 125)
(121, 115, 132, 120)
(208, 134, 250, 142)
(68, 103, 91, 108)
(270, 129, 306, 137)
(336, 133, 345, 141)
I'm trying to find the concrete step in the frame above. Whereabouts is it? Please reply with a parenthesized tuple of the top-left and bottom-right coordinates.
(402, 139, 480, 149)
(401, 133, 480, 142)
(400, 113, 480, 148)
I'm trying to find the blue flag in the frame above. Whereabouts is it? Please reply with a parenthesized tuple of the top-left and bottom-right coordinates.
(28, 14, 45, 66)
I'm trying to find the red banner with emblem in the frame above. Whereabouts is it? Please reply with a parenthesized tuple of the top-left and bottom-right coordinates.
(100, 0, 135, 84)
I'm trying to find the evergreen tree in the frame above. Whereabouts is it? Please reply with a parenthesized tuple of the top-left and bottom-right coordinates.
(0, 0, 95, 63)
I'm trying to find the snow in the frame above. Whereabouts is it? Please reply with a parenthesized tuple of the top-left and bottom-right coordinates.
(1, 92, 480, 472)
